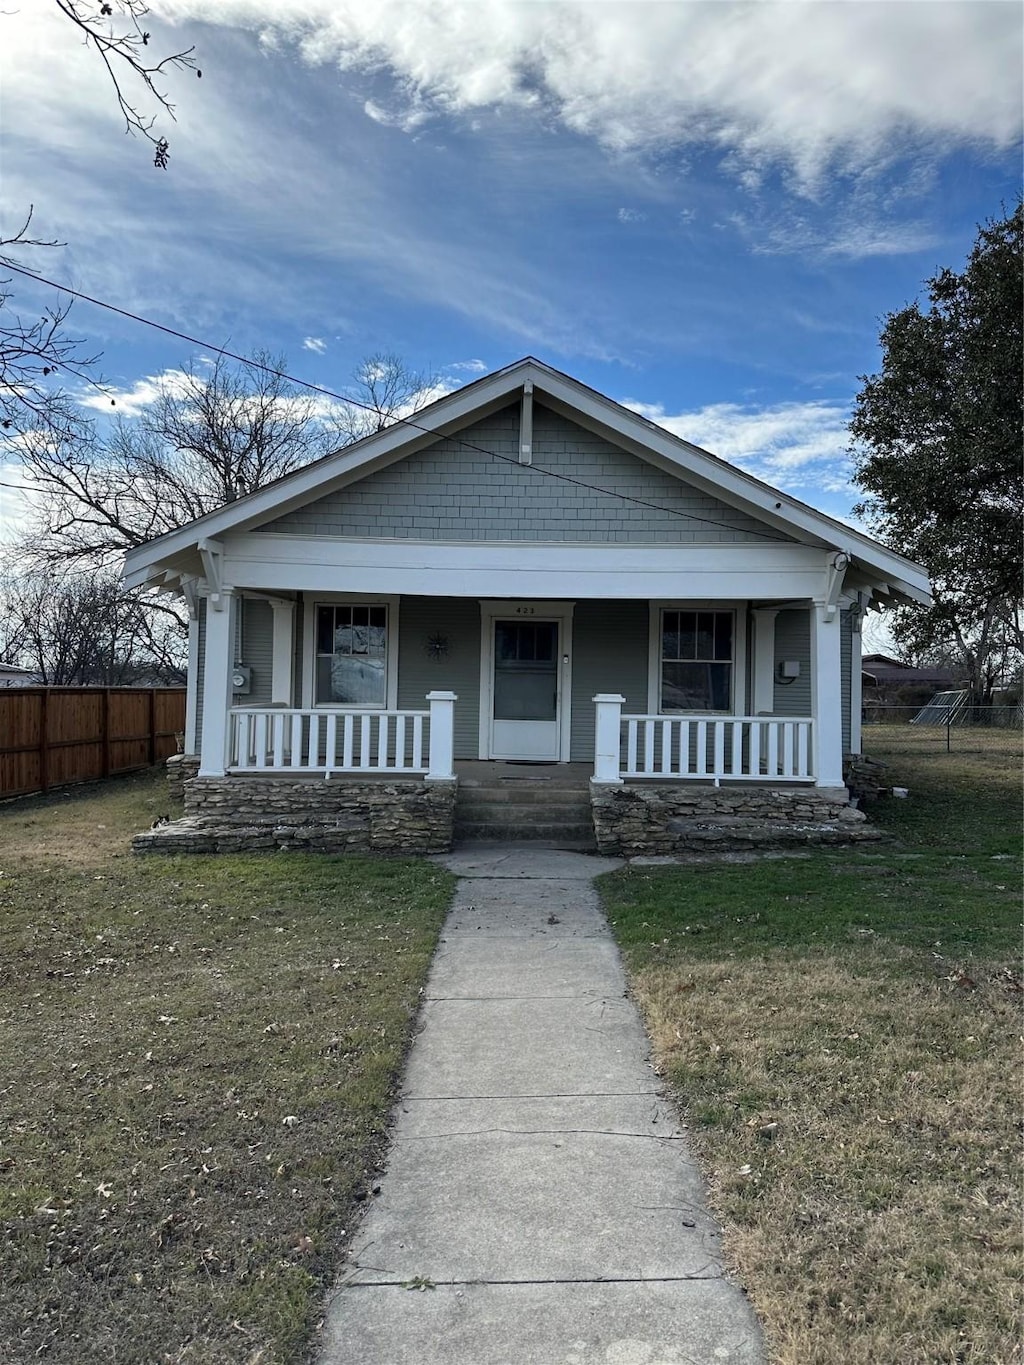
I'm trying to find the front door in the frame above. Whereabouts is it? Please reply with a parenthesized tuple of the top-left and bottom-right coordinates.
(491, 619, 560, 760)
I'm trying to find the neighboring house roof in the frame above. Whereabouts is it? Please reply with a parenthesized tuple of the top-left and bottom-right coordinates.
(123, 357, 930, 605)
(862, 655, 958, 687)
(0, 663, 41, 686)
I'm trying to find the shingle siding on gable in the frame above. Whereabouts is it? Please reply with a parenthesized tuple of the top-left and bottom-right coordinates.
(257, 403, 782, 544)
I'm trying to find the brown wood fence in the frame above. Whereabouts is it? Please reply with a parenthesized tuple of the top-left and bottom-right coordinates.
(0, 688, 186, 799)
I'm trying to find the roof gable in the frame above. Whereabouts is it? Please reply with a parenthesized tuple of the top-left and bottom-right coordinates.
(122, 357, 929, 601)
(255, 400, 792, 546)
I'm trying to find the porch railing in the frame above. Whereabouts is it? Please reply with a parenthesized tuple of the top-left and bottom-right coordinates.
(228, 691, 457, 779)
(593, 694, 813, 784)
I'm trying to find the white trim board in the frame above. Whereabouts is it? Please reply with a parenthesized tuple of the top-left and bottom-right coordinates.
(188, 533, 840, 603)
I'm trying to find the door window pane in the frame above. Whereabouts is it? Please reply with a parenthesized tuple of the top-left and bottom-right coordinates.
(494, 621, 557, 720)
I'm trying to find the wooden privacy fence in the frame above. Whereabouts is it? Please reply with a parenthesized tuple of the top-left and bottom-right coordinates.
(0, 688, 186, 799)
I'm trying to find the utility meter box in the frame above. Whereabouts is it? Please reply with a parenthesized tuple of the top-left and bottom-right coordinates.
(780, 660, 801, 679)
(231, 664, 252, 694)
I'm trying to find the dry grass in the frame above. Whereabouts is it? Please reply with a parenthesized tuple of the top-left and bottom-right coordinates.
(0, 771, 454, 1363)
(638, 950, 1021, 1365)
(600, 727, 1023, 1365)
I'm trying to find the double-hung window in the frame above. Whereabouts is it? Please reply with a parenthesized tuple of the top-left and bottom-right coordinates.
(315, 604, 387, 706)
(660, 609, 733, 712)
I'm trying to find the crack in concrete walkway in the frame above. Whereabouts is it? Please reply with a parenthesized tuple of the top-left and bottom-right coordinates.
(318, 845, 764, 1364)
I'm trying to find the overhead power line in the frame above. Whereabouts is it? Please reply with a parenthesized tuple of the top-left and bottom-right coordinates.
(2, 261, 789, 544)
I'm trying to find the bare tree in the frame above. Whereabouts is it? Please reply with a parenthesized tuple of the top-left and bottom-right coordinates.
(0, 562, 185, 684)
(0, 214, 103, 437)
(13, 351, 338, 569)
(330, 352, 443, 445)
(0, 4, 200, 438)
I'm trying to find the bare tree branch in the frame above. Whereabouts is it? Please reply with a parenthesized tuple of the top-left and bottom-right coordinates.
(330, 353, 443, 445)
(51, 0, 199, 168)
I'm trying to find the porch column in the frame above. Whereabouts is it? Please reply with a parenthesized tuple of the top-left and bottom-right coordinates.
(592, 694, 624, 784)
(270, 600, 295, 706)
(810, 604, 844, 788)
(849, 600, 864, 755)
(198, 589, 235, 778)
(751, 609, 779, 714)
(426, 691, 457, 782)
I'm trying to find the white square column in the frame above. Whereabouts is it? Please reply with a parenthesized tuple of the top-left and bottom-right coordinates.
(810, 604, 845, 788)
(198, 590, 236, 778)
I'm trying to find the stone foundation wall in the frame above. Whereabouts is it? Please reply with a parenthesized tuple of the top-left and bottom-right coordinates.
(165, 754, 200, 803)
(134, 775, 457, 855)
(590, 782, 877, 856)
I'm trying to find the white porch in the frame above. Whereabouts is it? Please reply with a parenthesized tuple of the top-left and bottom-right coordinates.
(191, 587, 857, 790)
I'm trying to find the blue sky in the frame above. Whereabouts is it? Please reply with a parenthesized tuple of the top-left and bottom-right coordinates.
(2, 0, 1022, 610)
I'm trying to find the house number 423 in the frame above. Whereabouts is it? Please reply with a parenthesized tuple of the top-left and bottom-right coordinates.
(514, 606, 535, 615)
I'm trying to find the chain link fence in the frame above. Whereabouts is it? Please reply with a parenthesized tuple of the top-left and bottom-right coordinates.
(862, 700, 1023, 759)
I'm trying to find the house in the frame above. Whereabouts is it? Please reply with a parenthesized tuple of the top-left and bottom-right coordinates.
(861, 653, 959, 696)
(123, 358, 931, 855)
(0, 662, 41, 688)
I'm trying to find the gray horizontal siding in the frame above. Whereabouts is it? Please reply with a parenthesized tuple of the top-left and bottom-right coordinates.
(773, 609, 812, 716)
(240, 598, 274, 707)
(841, 608, 852, 754)
(396, 597, 481, 759)
(195, 597, 207, 751)
(570, 601, 649, 761)
(258, 403, 782, 545)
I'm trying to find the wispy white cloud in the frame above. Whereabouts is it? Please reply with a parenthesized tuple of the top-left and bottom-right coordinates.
(302, 336, 328, 353)
(626, 396, 857, 500)
(449, 358, 488, 373)
(617, 207, 646, 224)
(78, 369, 194, 417)
(0, 460, 36, 545)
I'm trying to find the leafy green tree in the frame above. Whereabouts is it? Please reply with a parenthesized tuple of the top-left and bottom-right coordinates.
(850, 203, 1023, 700)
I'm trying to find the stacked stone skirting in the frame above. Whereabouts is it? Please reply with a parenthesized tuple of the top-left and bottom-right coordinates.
(590, 782, 879, 857)
(133, 776, 457, 855)
(165, 754, 201, 803)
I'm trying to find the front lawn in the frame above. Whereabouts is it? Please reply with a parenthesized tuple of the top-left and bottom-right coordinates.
(0, 771, 454, 1363)
(599, 728, 1023, 1365)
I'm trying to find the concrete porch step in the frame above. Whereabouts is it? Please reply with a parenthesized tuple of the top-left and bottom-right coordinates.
(457, 797, 592, 819)
(454, 820, 596, 847)
(456, 785, 592, 807)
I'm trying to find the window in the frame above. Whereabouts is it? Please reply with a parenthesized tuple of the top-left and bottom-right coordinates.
(315, 604, 387, 706)
(660, 610, 733, 712)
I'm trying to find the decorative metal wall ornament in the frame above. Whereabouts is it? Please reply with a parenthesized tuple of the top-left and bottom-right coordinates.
(426, 633, 450, 659)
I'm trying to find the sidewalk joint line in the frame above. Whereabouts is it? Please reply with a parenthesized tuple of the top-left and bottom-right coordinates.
(341, 1272, 725, 1289)
(401, 1090, 663, 1102)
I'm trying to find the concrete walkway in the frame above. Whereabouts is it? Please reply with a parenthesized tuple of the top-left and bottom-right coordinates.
(319, 846, 764, 1365)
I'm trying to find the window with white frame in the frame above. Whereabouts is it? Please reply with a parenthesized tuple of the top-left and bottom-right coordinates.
(660, 610, 733, 712)
(315, 603, 387, 706)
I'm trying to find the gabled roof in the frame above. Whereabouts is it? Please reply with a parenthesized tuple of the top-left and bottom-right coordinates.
(123, 357, 930, 602)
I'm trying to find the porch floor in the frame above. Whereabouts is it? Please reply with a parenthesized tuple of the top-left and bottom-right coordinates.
(454, 761, 592, 788)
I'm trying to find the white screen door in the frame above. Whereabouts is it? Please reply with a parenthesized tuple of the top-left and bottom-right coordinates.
(491, 619, 560, 759)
